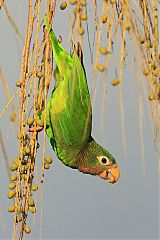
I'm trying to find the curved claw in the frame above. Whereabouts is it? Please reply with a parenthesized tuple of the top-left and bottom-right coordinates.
(99, 164, 120, 184)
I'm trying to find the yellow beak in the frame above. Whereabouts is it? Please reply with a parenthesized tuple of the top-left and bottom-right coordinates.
(99, 164, 120, 184)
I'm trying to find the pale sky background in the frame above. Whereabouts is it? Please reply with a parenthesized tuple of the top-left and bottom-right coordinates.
(0, 1, 159, 240)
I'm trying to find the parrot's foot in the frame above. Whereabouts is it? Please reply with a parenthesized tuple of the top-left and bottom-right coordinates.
(99, 164, 120, 184)
(58, 35, 62, 43)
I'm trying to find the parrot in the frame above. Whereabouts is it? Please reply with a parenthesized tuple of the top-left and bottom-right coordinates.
(43, 16, 120, 184)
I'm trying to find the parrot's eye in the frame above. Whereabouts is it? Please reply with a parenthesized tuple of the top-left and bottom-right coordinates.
(97, 156, 111, 166)
(102, 158, 107, 164)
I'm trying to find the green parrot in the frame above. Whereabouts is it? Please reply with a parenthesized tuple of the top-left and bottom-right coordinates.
(43, 16, 120, 184)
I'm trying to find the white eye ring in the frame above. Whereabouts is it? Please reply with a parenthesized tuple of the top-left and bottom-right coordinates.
(97, 156, 111, 166)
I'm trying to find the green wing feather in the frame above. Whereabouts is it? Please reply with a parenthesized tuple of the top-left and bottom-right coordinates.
(44, 16, 92, 167)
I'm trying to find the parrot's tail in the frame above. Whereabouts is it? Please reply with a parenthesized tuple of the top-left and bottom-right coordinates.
(44, 15, 73, 77)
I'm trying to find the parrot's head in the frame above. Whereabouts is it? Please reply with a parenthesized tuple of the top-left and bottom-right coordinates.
(77, 139, 120, 184)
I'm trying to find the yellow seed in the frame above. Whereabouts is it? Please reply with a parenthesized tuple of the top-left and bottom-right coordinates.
(35, 118, 44, 127)
(151, 78, 157, 85)
(27, 117, 34, 126)
(73, 7, 79, 15)
(9, 182, 16, 190)
(32, 185, 38, 191)
(101, 15, 107, 23)
(36, 71, 43, 78)
(28, 197, 35, 207)
(24, 226, 31, 234)
(60, 2, 67, 10)
(139, 38, 145, 44)
(15, 81, 22, 87)
(80, 0, 86, 6)
(78, 26, 85, 36)
(151, 62, 157, 70)
(7, 190, 16, 199)
(143, 68, 149, 76)
(110, 0, 116, 4)
(80, 14, 88, 21)
(153, 69, 159, 77)
(10, 163, 18, 171)
(69, 0, 77, 4)
(10, 174, 17, 181)
(16, 215, 22, 222)
(148, 93, 155, 101)
(96, 64, 105, 72)
(8, 205, 15, 212)
(99, 47, 108, 55)
(44, 156, 53, 164)
(125, 20, 131, 30)
(44, 163, 50, 170)
(29, 206, 36, 213)
(111, 79, 120, 86)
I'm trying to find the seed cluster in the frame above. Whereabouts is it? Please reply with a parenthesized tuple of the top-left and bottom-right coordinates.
(5, 1, 56, 238)
(8, 128, 53, 235)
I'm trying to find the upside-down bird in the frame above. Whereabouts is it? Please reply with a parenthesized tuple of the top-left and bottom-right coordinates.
(43, 16, 120, 184)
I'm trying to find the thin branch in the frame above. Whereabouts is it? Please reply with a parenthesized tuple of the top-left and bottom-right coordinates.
(0, 89, 20, 120)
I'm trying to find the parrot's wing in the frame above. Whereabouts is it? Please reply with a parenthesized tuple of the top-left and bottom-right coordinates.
(59, 51, 92, 149)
